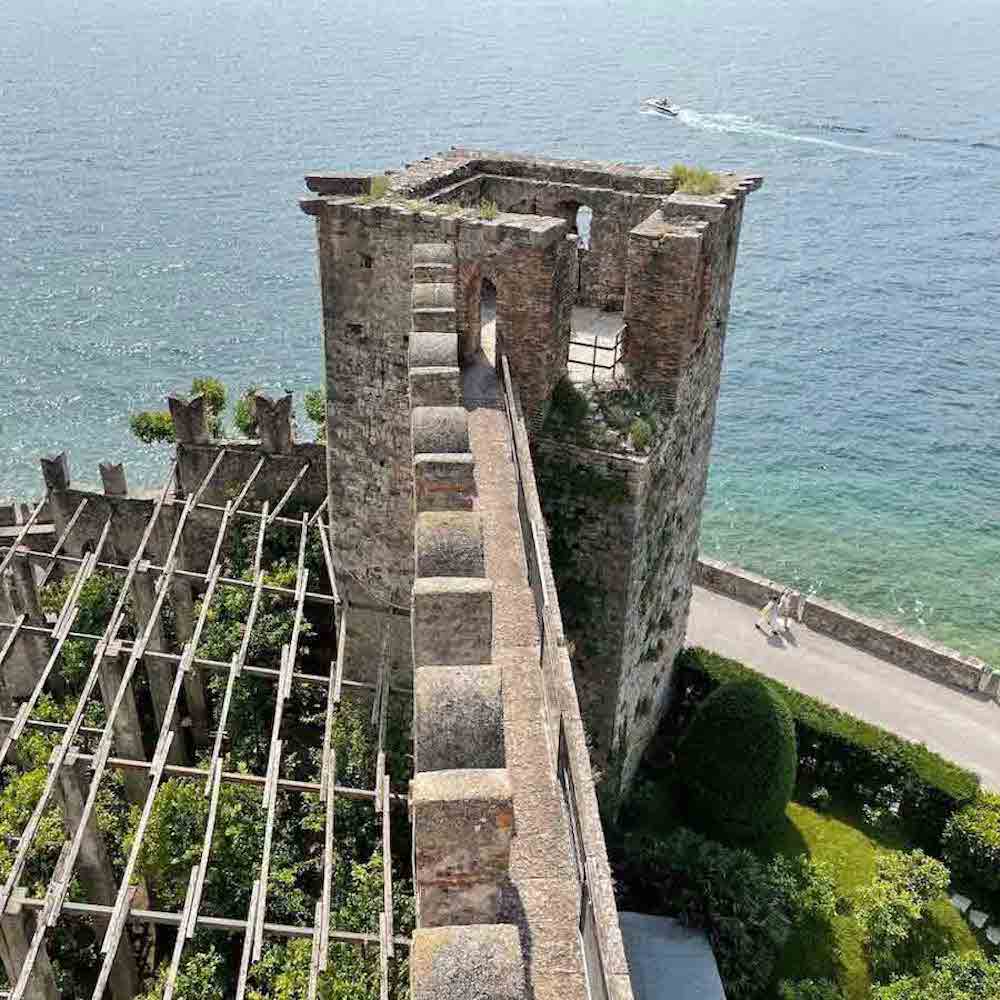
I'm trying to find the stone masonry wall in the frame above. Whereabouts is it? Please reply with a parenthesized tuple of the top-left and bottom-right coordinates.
(532, 439, 644, 764)
(611, 185, 757, 795)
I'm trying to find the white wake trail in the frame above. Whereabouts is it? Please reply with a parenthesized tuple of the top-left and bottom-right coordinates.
(670, 109, 897, 156)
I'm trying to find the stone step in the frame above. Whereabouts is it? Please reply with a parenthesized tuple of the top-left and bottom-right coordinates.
(413, 243, 455, 265)
(412, 283, 456, 309)
(413, 306, 456, 333)
(413, 262, 456, 284)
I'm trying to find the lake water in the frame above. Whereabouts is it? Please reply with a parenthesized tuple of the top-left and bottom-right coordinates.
(2, 0, 998, 663)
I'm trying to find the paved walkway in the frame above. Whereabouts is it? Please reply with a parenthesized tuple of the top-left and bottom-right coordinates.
(687, 586, 1000, 791)
(463, 364, 589, 1000)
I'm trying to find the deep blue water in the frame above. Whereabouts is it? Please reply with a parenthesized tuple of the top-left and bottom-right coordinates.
(2, 0, 998, 662)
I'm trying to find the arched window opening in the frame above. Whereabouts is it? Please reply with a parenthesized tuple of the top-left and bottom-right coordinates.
(480, 278, 497, 365)
(576, 205, 594, 250)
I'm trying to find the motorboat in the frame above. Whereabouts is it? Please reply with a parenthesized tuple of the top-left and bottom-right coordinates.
(644, 97, 680, 117)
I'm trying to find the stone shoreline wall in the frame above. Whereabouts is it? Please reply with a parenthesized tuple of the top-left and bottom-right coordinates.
(696, 557, 999, 700)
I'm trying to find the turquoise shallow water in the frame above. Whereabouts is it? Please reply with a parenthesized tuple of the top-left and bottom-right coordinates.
(1, 0, 998, 662)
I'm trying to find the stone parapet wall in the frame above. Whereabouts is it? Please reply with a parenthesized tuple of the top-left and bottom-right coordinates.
(406, 243, 523, 997)
(499, 354, 634, 1000)
(695, 557, 998, 699)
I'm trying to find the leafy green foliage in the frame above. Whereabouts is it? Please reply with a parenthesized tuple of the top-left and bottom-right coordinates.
(478, 198, 499, 220)
(129, 410, 176, 444)
(135, 945, 227, 1000)
(670, 164, 723, 195)
(234, 386, 260, 437)
(855, 850, 951, 979)
(779, 979, 844, 1000)
(623, 826, 836, 999)
(942, 791, 1000, 900)
(544, 377, 591, 438)
(672, 648, 980, 851)
(303, 387, 325, 442)
(628, 416, 653, 453)
(247, 854, 414, 1000)
(871, 953, 1000, 1000)
(770, 854, 840, 924)
(191, 377, 226, 417)
(676, 679, 797, 841)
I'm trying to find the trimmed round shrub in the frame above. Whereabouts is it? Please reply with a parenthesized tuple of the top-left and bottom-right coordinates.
(676, 679, 797, 841)
(942, 791, 1000, 898)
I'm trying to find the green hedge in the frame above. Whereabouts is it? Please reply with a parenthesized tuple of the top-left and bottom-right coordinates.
(677, 680, 798, 841)
(672, 648, 980, 852)
(942, 791, 1000, 901)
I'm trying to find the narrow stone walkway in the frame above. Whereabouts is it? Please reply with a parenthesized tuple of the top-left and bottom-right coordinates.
(688, 586, 1000, 790)
(464, 372, 589, 1000)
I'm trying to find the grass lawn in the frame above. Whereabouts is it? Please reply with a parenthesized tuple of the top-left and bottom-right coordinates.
(765, 801, 981, 999)
(620, 781, 984, 999)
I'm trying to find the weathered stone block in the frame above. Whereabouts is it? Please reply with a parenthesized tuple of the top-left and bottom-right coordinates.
(40, 452, 70, 492)
(412, 407, 470, 455)
(414, 453, 477, 512)
(415, 665, 505, 772)
(254, 392, 294, 454)
(410, 366, 461, 407)
(412, 577, 492, 666)
(413, 306, 457, 333)
(416, 511, 485, 578)
(167, 394, 210, 444)
(410, 331, 458, 369)
(409, 925, 526, 1000)
(412, 283, 456, 308)
(411, 769, 514, 926)
(99, 462, 127, 497)
(413, 243, 455, 264)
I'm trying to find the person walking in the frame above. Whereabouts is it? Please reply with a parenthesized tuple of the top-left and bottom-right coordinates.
(756, 591, 780, 636)
(777, 588, 795, 632)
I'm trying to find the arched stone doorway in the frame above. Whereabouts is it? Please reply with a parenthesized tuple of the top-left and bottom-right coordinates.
(480, 277, 497, 365)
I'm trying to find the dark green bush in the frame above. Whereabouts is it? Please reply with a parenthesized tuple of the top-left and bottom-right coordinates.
(672, 648, 980, 852)
(544, 376, 592, 440)
(622, 827, 833, 1000)
(942, 791, 1000, 900)
(676, 679, 797, 841)
(779, 979, 844, 1000)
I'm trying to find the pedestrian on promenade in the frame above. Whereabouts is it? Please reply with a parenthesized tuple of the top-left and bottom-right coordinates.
(756, 591, 780, 636)
(777, 588, 796, 633)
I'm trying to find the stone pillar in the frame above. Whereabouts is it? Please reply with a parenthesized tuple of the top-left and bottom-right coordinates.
(0, 889, 59, 1000)
(411, 769, 514, 927)
(414, 665, 504, 773)
(96, 641, 152, 799)
(253, 393, 294, 454)
(99, 462, 128, 497)
(11, 556, 52, 683)
(55, 754, 141, 1000)
(38, 452, 73, 541)
(409, 925, 526, 1000)
(167, 394, 210, 445)
(111, 517, 184, 766)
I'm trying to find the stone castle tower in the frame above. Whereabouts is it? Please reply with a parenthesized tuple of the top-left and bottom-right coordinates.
(301, 148, 761, 802)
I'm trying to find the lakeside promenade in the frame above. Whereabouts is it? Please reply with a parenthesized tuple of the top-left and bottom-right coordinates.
(687, 586, 1000, 791)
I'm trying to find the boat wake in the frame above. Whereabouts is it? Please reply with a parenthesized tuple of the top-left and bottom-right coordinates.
(672, 109, 896, 156)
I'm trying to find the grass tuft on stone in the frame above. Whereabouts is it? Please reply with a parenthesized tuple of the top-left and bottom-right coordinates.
(670, 163, 724, 195)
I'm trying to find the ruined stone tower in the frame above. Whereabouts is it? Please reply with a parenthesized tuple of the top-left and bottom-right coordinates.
(302, 148, 761, 803)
